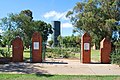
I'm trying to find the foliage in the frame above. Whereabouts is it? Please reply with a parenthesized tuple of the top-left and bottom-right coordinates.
(66, 0, 120, 49)
(111, 40, 120, 65)
(48, 40, 53, 47)
(0, 10, 53, 48)
(46, 47, 80, 59)
(0, 10, 53, 57)
(0, 49, 11, 57)
(57, 35, 81, 48)
(46, 47, 61, 58)
(111, 49, 120, 66)
(0, 14, 18, 54)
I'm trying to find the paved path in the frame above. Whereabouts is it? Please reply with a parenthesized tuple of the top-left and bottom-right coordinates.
(0, 58, 120, 75)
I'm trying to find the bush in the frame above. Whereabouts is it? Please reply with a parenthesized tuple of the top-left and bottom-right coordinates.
(63, 52, 70, 58)
(46, 48, 61, 58)
(0, 49, 11, 58)
(70, 48, 80, 53)
(111, 49, 120, 66)
(46, 48, 52, 52)
(46, 47, 80, 59)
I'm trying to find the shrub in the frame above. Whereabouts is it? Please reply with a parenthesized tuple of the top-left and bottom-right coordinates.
(111, 49, 120, 66)
(63, 52, 70, 58)
(0, 49, 11, 58)
(46, 48, 52, 52)
(46, 47, 80, 59)
(51, 47, 73, 58)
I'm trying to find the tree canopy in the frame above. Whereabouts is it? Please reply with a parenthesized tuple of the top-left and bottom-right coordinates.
(0, 10, 53, 48)
(66, 0, 120, 49)
(57, 35, 81, 48)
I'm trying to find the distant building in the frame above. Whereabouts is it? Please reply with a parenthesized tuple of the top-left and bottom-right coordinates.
(52, 21, 61, 47)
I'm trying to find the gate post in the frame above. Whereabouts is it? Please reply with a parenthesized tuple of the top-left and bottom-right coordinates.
(100, 38, 111, 63)
(32, 32, 42, 62)
(12, 37, 23, 62)
(81, 33, 91, 63)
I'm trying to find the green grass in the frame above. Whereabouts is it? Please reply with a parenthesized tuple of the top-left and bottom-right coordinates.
(24, 49, 30, 59)
(0, 47, 30, 59)
(0, 47, 101, 62)
(73, 49, 100, 62)
(91, 49, 100, 62)
(0, 74, 119, 80)
(74, 53, 80, 59)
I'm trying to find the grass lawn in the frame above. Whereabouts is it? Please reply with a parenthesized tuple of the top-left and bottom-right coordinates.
(91, 49, 100, 62)
(0, 47, 101, 62)
(23, 49, 30, 59)
(73, 49, 100, 62)
(0, 74, 120, 80)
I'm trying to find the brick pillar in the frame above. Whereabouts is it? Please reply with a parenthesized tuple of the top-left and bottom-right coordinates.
(100, 38, 111, 63)
(32, 32, 42, 62)
(12, 37, 23, 62)
(81, 33, 91, 63)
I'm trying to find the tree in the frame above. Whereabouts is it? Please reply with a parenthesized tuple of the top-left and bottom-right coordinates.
(0, 14, 17, 53)
(21, 10, 33, 21)
(0, 10, 53, 49)
(11, 10, 53, 47)
(32, 20, 53, 42)
(75, 35, 81, 47)
(66, 0, 120, 49)
(57, 35, 81, 48)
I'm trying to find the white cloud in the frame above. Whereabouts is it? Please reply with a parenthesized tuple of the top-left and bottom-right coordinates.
(43, 11, 68, 21)
(61, 22, 72, 28)
(43, 10, 73, 28)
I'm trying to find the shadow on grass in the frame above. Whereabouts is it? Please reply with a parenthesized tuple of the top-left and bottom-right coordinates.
(36, 73, 54, 78)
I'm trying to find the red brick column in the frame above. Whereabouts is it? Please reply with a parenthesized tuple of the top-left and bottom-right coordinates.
(32, 32, 42, 62)
(81, 33, 91, 63)
(100, 38, 111, 63)
(12, 37, 23, 62)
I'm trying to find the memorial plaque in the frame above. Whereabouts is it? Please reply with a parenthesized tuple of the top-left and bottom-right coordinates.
(34, 42, 39, 50)
(84, 43, 90, 50)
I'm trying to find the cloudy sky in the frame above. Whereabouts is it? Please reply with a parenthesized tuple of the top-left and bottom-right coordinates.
(0, 0, 81, 39)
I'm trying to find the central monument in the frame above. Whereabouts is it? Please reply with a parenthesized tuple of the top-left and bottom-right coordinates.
(52, 21, 61, 47)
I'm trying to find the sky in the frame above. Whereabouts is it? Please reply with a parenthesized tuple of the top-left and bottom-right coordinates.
(0, 0, 81, 40)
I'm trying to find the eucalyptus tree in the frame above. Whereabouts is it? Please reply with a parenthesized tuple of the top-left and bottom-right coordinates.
(66, 0, 120, 49)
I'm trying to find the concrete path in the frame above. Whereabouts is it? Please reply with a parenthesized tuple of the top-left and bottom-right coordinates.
(0, 58, 120, 75)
